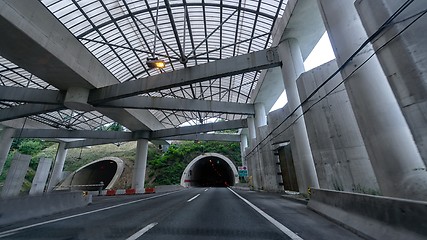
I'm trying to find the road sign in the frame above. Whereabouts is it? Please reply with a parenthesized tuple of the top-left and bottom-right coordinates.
(238, 170, 248, 177)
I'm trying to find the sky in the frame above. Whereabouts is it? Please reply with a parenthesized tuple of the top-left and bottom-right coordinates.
(269, 32, 335, 112)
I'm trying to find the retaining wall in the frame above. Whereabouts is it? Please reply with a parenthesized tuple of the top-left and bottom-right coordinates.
(308, 188, 427, 240)
(0, 191, 92, 226)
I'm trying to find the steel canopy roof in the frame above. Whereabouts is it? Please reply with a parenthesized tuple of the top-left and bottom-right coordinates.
(0, 0, 286, 130)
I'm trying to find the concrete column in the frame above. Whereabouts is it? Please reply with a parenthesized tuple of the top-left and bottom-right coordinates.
(1, 153, 31, 198)
(318, 0, 427, 200)
(240, 134, 248, 166)
(132, 139, 149, 193)
(29, 157, 53, 195)
(254, 103, 267, 127)
(0, 128, 15, 175)
(278, 38, 320, 192)
(247, 117, 256, 140)
(355, 0, 427, 166)
(48, 142, 68, 191)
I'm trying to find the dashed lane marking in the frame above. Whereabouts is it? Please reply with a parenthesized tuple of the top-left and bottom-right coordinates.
(126, 222, 158, 240)
(187, 194, 200, 202)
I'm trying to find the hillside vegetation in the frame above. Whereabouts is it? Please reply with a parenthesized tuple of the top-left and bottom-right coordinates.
(0, 139, 241, 192)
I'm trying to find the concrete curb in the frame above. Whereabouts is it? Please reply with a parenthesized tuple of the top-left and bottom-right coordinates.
(280, 194, 309, 205)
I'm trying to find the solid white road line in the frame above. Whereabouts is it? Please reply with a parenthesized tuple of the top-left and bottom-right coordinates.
(126, 222, 158, 240)
(0, 190, 185, 238)
(187, 194, 200, 202)
(228, 188, 303, 240)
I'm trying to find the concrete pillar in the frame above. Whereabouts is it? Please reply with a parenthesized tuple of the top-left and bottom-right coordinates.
(132, 139, 148, 193)
(254, 103, 267, 127)
(278, 38, 320, 192)
(247, 117, 256, 140)
(64, 87, 94, 112)
(240, 134, 248, 166)
(1, 153, 31, 198)
(0, 128, 15, 175)
(29, 157, 53, 195)
(355, 0, 427, 166)
(48, 142, 68, 191)
(318, 0, 427, 200)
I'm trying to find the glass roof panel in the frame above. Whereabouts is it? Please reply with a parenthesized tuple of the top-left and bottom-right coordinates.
(1, 0, 287, 131)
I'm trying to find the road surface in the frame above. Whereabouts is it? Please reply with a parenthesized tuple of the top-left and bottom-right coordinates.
(0, 188, 364, 239)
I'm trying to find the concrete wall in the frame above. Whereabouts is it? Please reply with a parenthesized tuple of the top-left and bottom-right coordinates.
(0, 191, 92, 226)
(308, 188, 427, 240)
(245, 61, 379, 194)
(297, 60, 379, 193)
(1, 153, 31, 198)
(257, 125, 281, 192)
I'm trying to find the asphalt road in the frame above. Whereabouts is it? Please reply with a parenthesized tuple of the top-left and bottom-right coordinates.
(0, 188, 364, 239)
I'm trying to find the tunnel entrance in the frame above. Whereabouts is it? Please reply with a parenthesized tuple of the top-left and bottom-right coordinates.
(57, 157, 124, 191)
(181, 153, 239, 187)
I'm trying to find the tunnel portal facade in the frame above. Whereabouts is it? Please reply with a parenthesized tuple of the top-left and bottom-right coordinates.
(180, 153, 239, 187)
(57, 157, 124, 191)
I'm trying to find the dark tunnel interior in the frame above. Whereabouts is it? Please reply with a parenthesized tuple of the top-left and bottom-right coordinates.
(190, 156, 235, 187)
(71, 160, 117, 191)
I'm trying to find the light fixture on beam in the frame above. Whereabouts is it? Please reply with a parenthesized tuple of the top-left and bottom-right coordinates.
(146, 57, 165, 69)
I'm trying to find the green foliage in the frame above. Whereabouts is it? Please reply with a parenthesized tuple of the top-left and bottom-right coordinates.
(95, 122, 124, 132)
(11, 139, 53, 155)
(18, 140, 44, 155)
(0, 139, 55, 192)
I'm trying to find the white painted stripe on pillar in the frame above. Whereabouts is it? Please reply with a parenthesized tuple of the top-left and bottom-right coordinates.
(228, 188, 303, 240)
(126, 222, 158, 240)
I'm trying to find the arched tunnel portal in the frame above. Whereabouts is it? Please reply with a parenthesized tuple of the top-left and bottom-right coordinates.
(181, 153, 239, 187)
(57, 157, 124, 191)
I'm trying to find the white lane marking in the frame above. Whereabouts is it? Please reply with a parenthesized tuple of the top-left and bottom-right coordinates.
(0, 190, 185, 238)
(187, 194, 200, 202)
(228, 188, 303, 240)
(126, 222, 158, 240)
(204, 188, 209, 192)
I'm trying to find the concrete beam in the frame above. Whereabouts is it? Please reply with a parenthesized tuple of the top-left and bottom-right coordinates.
(251, 0, 325, 110)
(271, 0, 325, 59)
(13, 129, 136, 140)
(0, 0, 115, 89)
(64, 138, 133, 149)
(89, 48, 281, 103)
(0, 85, 254, 115)
(160, 133, 241, 142)
(0, 0, 165, 132)
(151, 119, 248, 139)
(0, 86, 64, 104)
(97, 96, 255, 115)
(0, 104, 64, 121)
